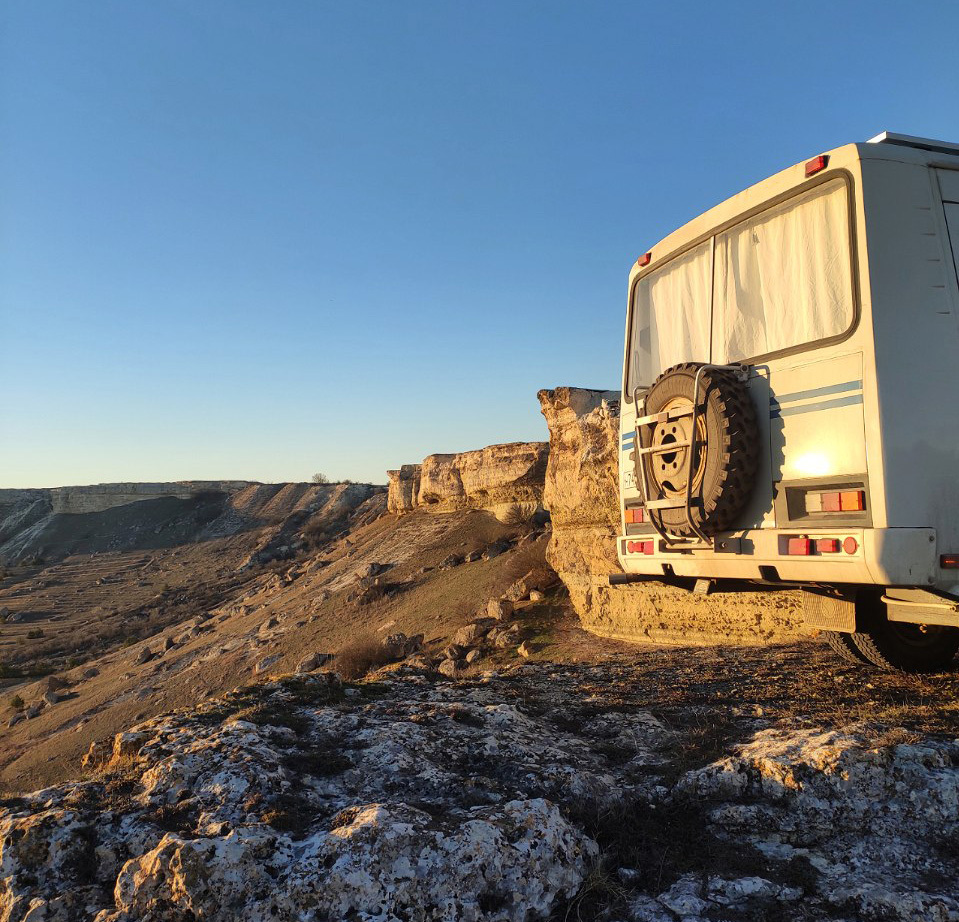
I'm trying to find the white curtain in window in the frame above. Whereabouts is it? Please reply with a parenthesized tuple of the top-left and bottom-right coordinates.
(629, 239, 712, 389)
(716, 179, 852, 362)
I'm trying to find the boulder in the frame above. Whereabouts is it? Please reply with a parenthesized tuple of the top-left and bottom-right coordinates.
(481, 540, 510, 561)
(258, 616, 279, 635)
(382, 633, 423, 659)
(492, 627, 521, 650)
(441, 643, 466, 661)
(487, 599, 514, 621)
(254, 655, 280, 674)
(437, 658, 463, 677)
(502, 566, 559, 602)
(296, 652, 333, 674)
(451, 619, 495, 647)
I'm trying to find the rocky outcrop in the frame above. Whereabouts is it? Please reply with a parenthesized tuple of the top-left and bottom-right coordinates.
(386, 464, 421, 514)
(0, 670, 623, 922)
(388, 442, 548, 523)
(537, 387, 805, 645)
(3, 662, 956, 922)
(673, 725, 959, 922)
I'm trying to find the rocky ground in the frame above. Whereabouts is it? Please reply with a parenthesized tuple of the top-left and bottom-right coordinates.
(3, 433, 959, 920)
(3, 627, 959, 921)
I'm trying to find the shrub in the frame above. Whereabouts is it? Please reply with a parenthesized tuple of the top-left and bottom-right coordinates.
(27, 628, 45, 640)
(311, 472, 330, 484)
(9, 695, 24, 711)
(334, 635, 395, 681)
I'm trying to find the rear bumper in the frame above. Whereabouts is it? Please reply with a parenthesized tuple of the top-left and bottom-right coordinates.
(617, 527, 938, 587)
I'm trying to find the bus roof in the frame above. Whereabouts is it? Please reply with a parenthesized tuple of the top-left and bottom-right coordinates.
(629, 133, 959, 284)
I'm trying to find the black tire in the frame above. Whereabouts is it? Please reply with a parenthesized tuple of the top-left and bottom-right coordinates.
(637, 363, 759, 537)
(823, 630, 873, 665)
(849, 592, 959, 673)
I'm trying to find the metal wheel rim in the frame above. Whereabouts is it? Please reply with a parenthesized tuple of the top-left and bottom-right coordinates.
(649, 396, 707, 497)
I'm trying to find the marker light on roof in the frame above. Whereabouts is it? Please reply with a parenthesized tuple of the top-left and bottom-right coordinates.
(805, 155, 829, 177)
(637, 252, 652, 267)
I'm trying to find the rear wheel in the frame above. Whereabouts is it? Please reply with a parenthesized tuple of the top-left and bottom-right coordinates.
(822, 630, 873, 664)
(849, 592, 959, 673)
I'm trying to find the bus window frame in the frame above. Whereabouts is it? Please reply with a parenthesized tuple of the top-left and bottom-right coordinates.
(623, 169, 861, 401)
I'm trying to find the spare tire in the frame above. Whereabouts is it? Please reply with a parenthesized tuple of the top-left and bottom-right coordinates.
(636, 362, 759, 537)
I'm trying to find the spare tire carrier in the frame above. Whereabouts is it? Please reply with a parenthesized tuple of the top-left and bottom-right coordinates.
(634, 362, 752, 547)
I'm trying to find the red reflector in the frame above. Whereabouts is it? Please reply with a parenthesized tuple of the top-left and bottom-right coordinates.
(840, 490, 865, 512)
(805, 155, 829, 177)
(821, 492, 842, 512)
(843, 536, 858, 555)
(787, 537, 812, 556)
(940, 554, 959, 569)
(637, 252, 652, 267)
(816, 538, 840, 554)
(626, 539, 654, 554)
(643, 540, 654, 555)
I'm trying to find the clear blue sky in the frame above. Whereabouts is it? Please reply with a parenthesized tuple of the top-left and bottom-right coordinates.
(2, 1, 957, 487)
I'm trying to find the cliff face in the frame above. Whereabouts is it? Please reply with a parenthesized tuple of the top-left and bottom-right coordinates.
(0, 481, 385, 565)
(387, 442, 548, 523)
(537, 387, 806, 645)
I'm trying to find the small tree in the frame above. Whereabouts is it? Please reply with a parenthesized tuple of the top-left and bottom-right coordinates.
(311, 473, 330, 484)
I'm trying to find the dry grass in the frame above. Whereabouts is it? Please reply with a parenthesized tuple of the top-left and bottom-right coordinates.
(333, 634, 396, 680)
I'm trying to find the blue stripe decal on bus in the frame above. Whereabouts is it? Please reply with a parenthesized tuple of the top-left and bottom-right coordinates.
(770, 379, 862, 410)
(773, 394, 864, 419)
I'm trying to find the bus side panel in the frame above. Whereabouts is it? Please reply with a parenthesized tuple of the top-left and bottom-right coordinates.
(863, 159, 959, 574)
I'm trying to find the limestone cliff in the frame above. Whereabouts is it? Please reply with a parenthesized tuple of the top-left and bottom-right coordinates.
(388, 442, 548, 523)
(0, 481, 384, 565)
(537, 386, 806, 645)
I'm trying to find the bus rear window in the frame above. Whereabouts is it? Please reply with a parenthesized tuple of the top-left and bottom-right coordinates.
(627, 239, 711, 391)
(715, 179, 853, 363)
(626, 177, 854, 394)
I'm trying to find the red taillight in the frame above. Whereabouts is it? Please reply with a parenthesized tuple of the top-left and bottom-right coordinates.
(816, 538, 840, 554)
(626, 540, 654, 555)
(822, 492, 842, 512)
(840, 491, 865, 511)
(941, 554, 959, 569)
(624, 507, 646, 524)
(637, 252, 652, 267)
(806, 490, 865, 514)
(787, 537, 812, 556)
(843, 536, 858, 555)
(805, 155, 828, 177)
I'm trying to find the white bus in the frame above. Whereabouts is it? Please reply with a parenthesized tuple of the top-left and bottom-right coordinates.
(617, 132, 959, 672)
